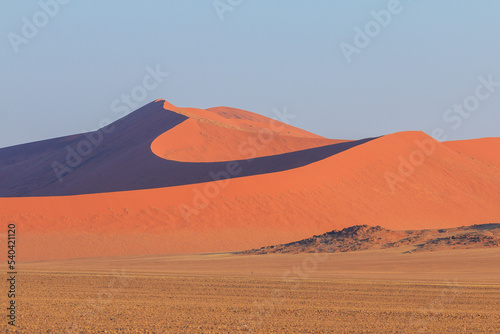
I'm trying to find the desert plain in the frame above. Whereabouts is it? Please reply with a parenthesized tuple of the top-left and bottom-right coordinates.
(1, 246, 499, 333)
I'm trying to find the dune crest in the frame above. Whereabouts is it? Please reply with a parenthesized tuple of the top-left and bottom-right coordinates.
(2, 129, 499, 261)
(152, 100, 346, 162)
(0, 100, 498, 261)
(444, 137, 500, 166)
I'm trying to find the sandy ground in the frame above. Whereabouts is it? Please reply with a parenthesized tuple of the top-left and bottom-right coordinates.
(19, 247, 500, 283)
(2, 248, 499, 333)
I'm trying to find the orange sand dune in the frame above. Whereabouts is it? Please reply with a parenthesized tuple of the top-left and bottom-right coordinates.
(151, 118, 341, 162)
(2, 131, 499, 261)
(444, 137, 500, 166)
(161, 100, 325, 138)
(152, 100, 345, 162)
(206, 106, 324, 138)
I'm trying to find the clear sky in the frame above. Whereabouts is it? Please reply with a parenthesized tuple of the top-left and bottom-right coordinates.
(1, 0, 499, 148)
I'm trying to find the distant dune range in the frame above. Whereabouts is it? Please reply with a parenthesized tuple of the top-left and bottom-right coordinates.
(0, 99, 498, 261)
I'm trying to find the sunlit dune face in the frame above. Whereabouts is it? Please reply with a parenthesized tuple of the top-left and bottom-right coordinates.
(205, 106, 324, 138)
(151, 101, 347, 162)
(444, 138, 500, 166)
(1, 100, 499, 262)
(150, 118, 343, 162)
(3, 130, 499, 261)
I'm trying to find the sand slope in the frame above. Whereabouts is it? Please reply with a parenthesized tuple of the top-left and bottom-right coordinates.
(151, 118, 342, 162)
(1, 124, 498, 260)
(0, 100, 362, 196)
(152, 101, 346, 162)
(164, 100, 325, 138)
(444, 137, 500, 166)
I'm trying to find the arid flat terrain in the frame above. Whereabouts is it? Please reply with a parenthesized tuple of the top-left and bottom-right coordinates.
(2, 247, 499, 333)
(18, 246, 500, 283)
(2, 273, 499, 333)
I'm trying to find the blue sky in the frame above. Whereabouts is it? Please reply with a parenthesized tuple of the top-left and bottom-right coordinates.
(1, 0, 499, 148)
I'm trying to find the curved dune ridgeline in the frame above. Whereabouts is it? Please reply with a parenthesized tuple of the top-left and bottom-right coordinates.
(0, 100, 367, 197)
(0, 100, 498, 261)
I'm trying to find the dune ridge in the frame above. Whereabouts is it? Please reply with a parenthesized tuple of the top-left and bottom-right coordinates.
(444, 137, 500, 166)
(0, 100, 498, 261)
(0, 100, 369, 196)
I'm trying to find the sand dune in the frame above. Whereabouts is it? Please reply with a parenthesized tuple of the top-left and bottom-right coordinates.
(2, 138, 499, 260)
(151, 118, 341, 162)
(444, 137, 500, 166)
(152, 100, 347, 162)
(0, 100, 498, 261)
(163, 100, 324, 138)
(0, 100, 361, 196)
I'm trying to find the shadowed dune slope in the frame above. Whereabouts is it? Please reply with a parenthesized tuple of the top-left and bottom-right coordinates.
(1, 129, 499, 260)
(0, 101, 187, 196)
(0, 100, 371, 197)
